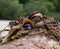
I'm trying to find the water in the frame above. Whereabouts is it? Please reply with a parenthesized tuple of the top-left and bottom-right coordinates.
(0, 20, 11, 38)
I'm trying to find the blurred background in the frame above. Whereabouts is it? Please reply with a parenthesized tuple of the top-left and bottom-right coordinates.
(0, 0, 60, 21)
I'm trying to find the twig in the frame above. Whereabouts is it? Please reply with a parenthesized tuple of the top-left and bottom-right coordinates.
(0, 24, 9, 33)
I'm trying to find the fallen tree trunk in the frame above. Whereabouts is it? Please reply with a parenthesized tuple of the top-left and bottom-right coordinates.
(1, 23, 60, 45)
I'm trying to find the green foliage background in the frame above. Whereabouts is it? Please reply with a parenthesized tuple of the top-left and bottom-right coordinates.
(0, 0, 60, 21)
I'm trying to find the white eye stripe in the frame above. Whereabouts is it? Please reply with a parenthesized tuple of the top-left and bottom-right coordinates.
(33, 13, 42, 17)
